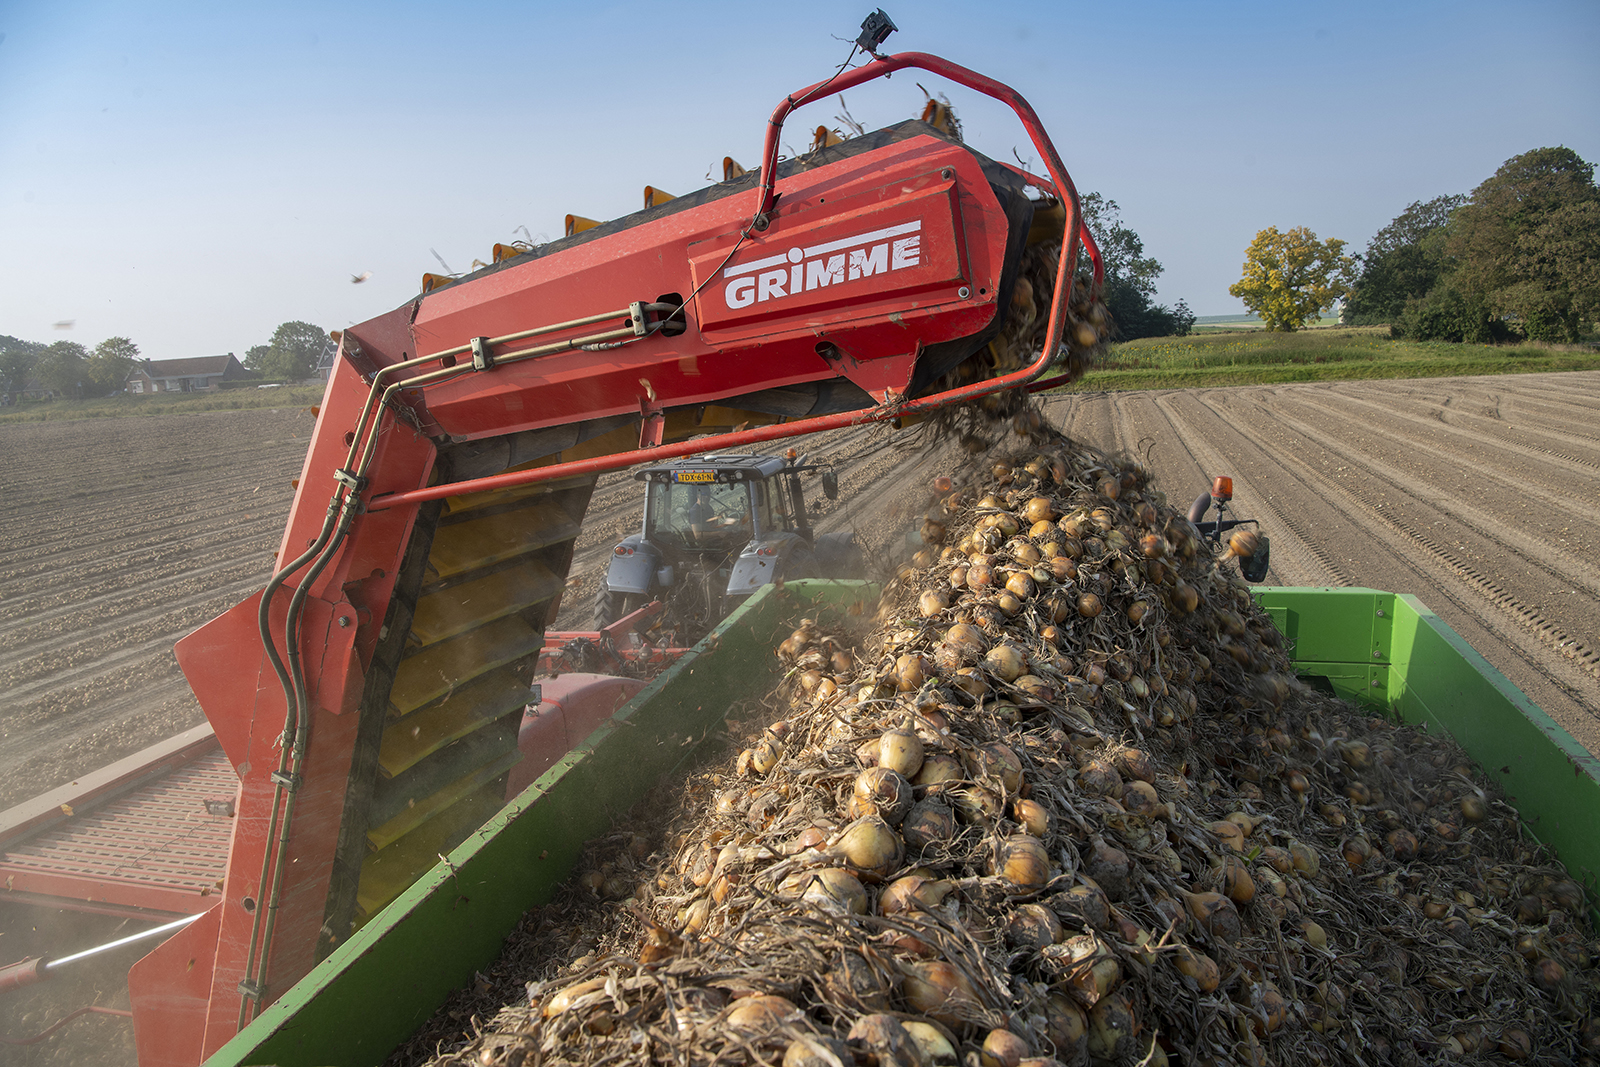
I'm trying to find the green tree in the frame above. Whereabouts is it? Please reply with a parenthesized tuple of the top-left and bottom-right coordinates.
(1345, 195, 1465, 324)
(1228, 226, 1355, 331)
(32, 341, 90, 398)
(264, 321, 334, 381)
(1079, 193, 1194, 338)
(243, 344, 274, 375)
(1446, 146, 1600, 342)
(0, 335, 44, 404)
(87, 336, 140, 396)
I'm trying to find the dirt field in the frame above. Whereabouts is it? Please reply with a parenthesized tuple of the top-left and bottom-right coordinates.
(3, 372, 1595, 815)
(0, 408, 309, 809)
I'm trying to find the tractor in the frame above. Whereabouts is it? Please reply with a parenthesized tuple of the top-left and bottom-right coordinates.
(595, 453, 860, 638)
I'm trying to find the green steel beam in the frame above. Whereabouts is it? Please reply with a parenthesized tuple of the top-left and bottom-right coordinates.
(206, 580, 875, 1067)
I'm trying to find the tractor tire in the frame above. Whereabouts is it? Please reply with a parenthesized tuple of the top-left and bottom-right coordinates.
(593, 580, 645, 629)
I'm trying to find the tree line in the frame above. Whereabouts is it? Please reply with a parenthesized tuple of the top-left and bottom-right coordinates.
(0, 320, 335, 404)
(0, 335, 141, 402)
(1231, 146, 1599, 339)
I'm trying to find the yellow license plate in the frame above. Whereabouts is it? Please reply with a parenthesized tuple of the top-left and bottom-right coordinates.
(675, 471, 715, 483)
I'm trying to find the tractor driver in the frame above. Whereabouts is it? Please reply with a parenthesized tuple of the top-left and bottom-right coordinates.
(685, 487, 715, 539)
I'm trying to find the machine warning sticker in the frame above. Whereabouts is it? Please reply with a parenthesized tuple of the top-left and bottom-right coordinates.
(675, 471, 716, 483)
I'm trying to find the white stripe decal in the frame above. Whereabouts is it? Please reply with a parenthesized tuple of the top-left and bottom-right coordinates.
(721, 219, 923, 279)
(803, 219, 921, 259)
(722, 251, 791, 280)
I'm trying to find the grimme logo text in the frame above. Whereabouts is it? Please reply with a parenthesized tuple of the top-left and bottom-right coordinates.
(722, 220, 922, 309)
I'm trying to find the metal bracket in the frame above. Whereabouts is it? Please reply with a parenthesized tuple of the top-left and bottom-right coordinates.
(470, 336, 495, 371)
(269, 770, 301, 791)
(628, 302, 650, 337)
(332, 468, 368, 493)
(237, 978, 262, 1000)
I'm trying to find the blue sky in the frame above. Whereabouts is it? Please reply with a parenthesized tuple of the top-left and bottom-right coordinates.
(2, 0, 1596, 359)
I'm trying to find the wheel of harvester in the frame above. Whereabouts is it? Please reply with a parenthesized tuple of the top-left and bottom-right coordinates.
(592, 580, 645, 629)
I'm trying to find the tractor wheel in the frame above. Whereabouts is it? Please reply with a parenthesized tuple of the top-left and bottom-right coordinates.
(593, 580, 645, 628)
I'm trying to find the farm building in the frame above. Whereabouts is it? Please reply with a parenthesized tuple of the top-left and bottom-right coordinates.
(125, 354, 252, 394)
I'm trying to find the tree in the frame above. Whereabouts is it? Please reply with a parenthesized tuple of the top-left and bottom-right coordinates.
(1345, 195, 1465, 324)
(245, 322, 334, 381)
(32, 341, 89, 398)
(1445, 146, 1600, 342)
(1079, 193, 1194, 339)
(1228, 226, 1355, 331)
(87, 336, 140, 396)
(0, 335, 43, 404)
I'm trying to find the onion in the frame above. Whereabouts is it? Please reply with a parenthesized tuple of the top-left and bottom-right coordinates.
(878, 728, 925, 778)
(1459, 794, 1488, 822)
(1086, 835, 1130, 900)
(902, 960, 982, 1027)
(1385, 828, 1419, 862)
(1062, 879, 1111, 929)
(944, 621, 987, 657)
(1302, 920, 1328, 950)
(953, 667, 988, 698)
(984, 642, 1027, 682)
(994, 834, 1051, 888)
(915, 753, 963, 789)
(1171, 581, 1199, 613)
(1011, 797, 1051, 837)
(969, 742, 1024, 792)
(919, 589, 950, 617)
(1219, 857, 1256, 905)
(1121, 780, 1159, 816)
(1077, 758, 1122, 797)
(980, 1029, 1030, 1067)
(852, 766, 914, 825)
(1077, 592, 1103, 618)
(1006, 902, 1063, 950)
(725, 993, 798, 1030)
(543, 976, 606, 1017)
(783, 867, 868, 916)
(846, 1014, 920, 1067)
(1341, 836, 1373, 871)
(1024, 496, 1057, 524)
(902, 1021, 958, 1066)
(829, 816, 904, 881)
(1181, 889, 1241, 942)
(893, 654, 928, 693)
(1173, 945, 1219, 992)
(1085, 993, 1136, 1061)
(902, 799, 957, 849)
(1004, 570, 1035, 598)
(1044, 993, 1088, 1053)
(785, 1037, 853, 1067)
(878, 873, 952, 915)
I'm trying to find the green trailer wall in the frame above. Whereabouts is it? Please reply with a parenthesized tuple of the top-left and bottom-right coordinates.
(207, 583, 1599, 1066)
(1255, 587, 1600, 920)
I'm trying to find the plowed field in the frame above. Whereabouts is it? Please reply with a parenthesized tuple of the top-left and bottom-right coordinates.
(3, 372, 1596, 814)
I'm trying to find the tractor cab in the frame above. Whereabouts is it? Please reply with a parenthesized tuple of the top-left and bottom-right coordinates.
(596, 453, 850, 637)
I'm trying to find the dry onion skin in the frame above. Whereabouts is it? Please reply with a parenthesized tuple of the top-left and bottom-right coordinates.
(405, 421, 1597, 1067)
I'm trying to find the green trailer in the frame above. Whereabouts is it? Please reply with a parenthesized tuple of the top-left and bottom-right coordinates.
(206, 583, 1600, 1067)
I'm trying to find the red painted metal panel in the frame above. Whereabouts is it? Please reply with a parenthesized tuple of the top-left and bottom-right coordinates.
(404, 137, 1003, 439)
(128, 903, 221, 1067)
(507, 675, 648, 798)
